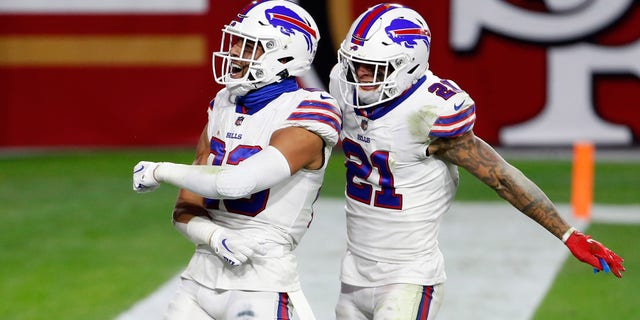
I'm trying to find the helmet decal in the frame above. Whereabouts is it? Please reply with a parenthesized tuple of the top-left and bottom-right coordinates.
(351, 3, 402, 46)
(265, 5, 317, 52)
(385, 18, 431, 49)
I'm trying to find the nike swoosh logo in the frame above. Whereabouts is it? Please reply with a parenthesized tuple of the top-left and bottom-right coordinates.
(134, 165, 145, 173)
(222, 238, 234, 253)
(454, 100, 465, 111)
(320, 93, 332, 100)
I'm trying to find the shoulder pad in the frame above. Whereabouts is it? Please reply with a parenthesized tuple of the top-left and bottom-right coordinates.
(285, 92, 343, 147)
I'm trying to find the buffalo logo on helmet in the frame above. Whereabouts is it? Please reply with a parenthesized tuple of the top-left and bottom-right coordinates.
(265, 6, 317, 52)
(385, 18, 431, 49)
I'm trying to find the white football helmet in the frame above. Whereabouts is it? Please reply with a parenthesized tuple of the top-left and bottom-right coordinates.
(213, 0, 320, 96)
(337, 3, 431, 108)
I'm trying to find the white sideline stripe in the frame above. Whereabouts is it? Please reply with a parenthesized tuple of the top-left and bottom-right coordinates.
(116, 201, 639, 320)
(115, 276, 181, 320)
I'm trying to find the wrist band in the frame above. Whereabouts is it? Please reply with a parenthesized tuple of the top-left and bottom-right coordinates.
(174, 216, 219, 245)
(562, 227, 577, 243)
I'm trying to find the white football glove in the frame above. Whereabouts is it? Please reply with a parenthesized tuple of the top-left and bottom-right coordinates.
(209, 228, 267, 266)
(132, 161, 161, 193)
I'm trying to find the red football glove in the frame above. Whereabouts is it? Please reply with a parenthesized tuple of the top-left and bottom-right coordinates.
(564, 228, 625, 278)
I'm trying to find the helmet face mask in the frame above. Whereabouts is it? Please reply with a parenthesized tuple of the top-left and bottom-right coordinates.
(212, 0, 320, 97)
(338, 49, 409, 108)
(213, 31, 271, 94)
(337, 3, 431, 108)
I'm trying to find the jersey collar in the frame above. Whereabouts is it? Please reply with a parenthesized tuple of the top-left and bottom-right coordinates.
(354, 76, 426, 120)
(236, 78, 299, 115)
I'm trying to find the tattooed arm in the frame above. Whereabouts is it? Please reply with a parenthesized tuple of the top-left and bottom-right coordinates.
(428, 130, 571, 239)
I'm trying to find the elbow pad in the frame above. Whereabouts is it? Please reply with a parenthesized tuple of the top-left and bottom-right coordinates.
(216, 146, 291, 198)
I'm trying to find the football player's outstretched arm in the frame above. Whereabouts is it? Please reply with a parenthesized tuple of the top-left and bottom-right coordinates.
(429, 130, 625, 277)
(132, 126, 325, 199)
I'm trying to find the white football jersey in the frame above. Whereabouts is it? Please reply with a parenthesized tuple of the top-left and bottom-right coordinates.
(329, 65, 476, 287)
(181, 83, 341, 292)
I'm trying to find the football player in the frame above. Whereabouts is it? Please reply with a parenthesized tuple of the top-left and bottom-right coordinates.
(132, 1, 340, 319)
(329, 3, 625, 319)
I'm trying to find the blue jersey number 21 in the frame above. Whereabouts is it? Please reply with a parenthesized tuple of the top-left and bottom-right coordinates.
(342, 138, 402, 210)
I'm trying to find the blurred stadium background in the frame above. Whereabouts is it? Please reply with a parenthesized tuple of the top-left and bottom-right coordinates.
(1, 0, 638, 319)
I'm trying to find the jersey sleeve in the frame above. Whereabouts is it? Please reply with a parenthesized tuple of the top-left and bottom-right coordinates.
(430, 91, 476, 138)
(283, 90, 343, 147)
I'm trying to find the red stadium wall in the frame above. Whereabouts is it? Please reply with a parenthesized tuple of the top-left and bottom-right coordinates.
(1, 0, 638, 147)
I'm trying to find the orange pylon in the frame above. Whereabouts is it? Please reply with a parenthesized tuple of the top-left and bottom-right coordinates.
(571, 141, 595, 220)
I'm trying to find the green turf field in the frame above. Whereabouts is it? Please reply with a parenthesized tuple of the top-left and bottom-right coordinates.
(0, 149, 637, 319)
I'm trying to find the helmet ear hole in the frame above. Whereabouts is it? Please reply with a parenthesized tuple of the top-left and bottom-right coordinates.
(407, 65, 419, 75)
(279, 56, 294, 64)
(275, 69, 290, 80)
